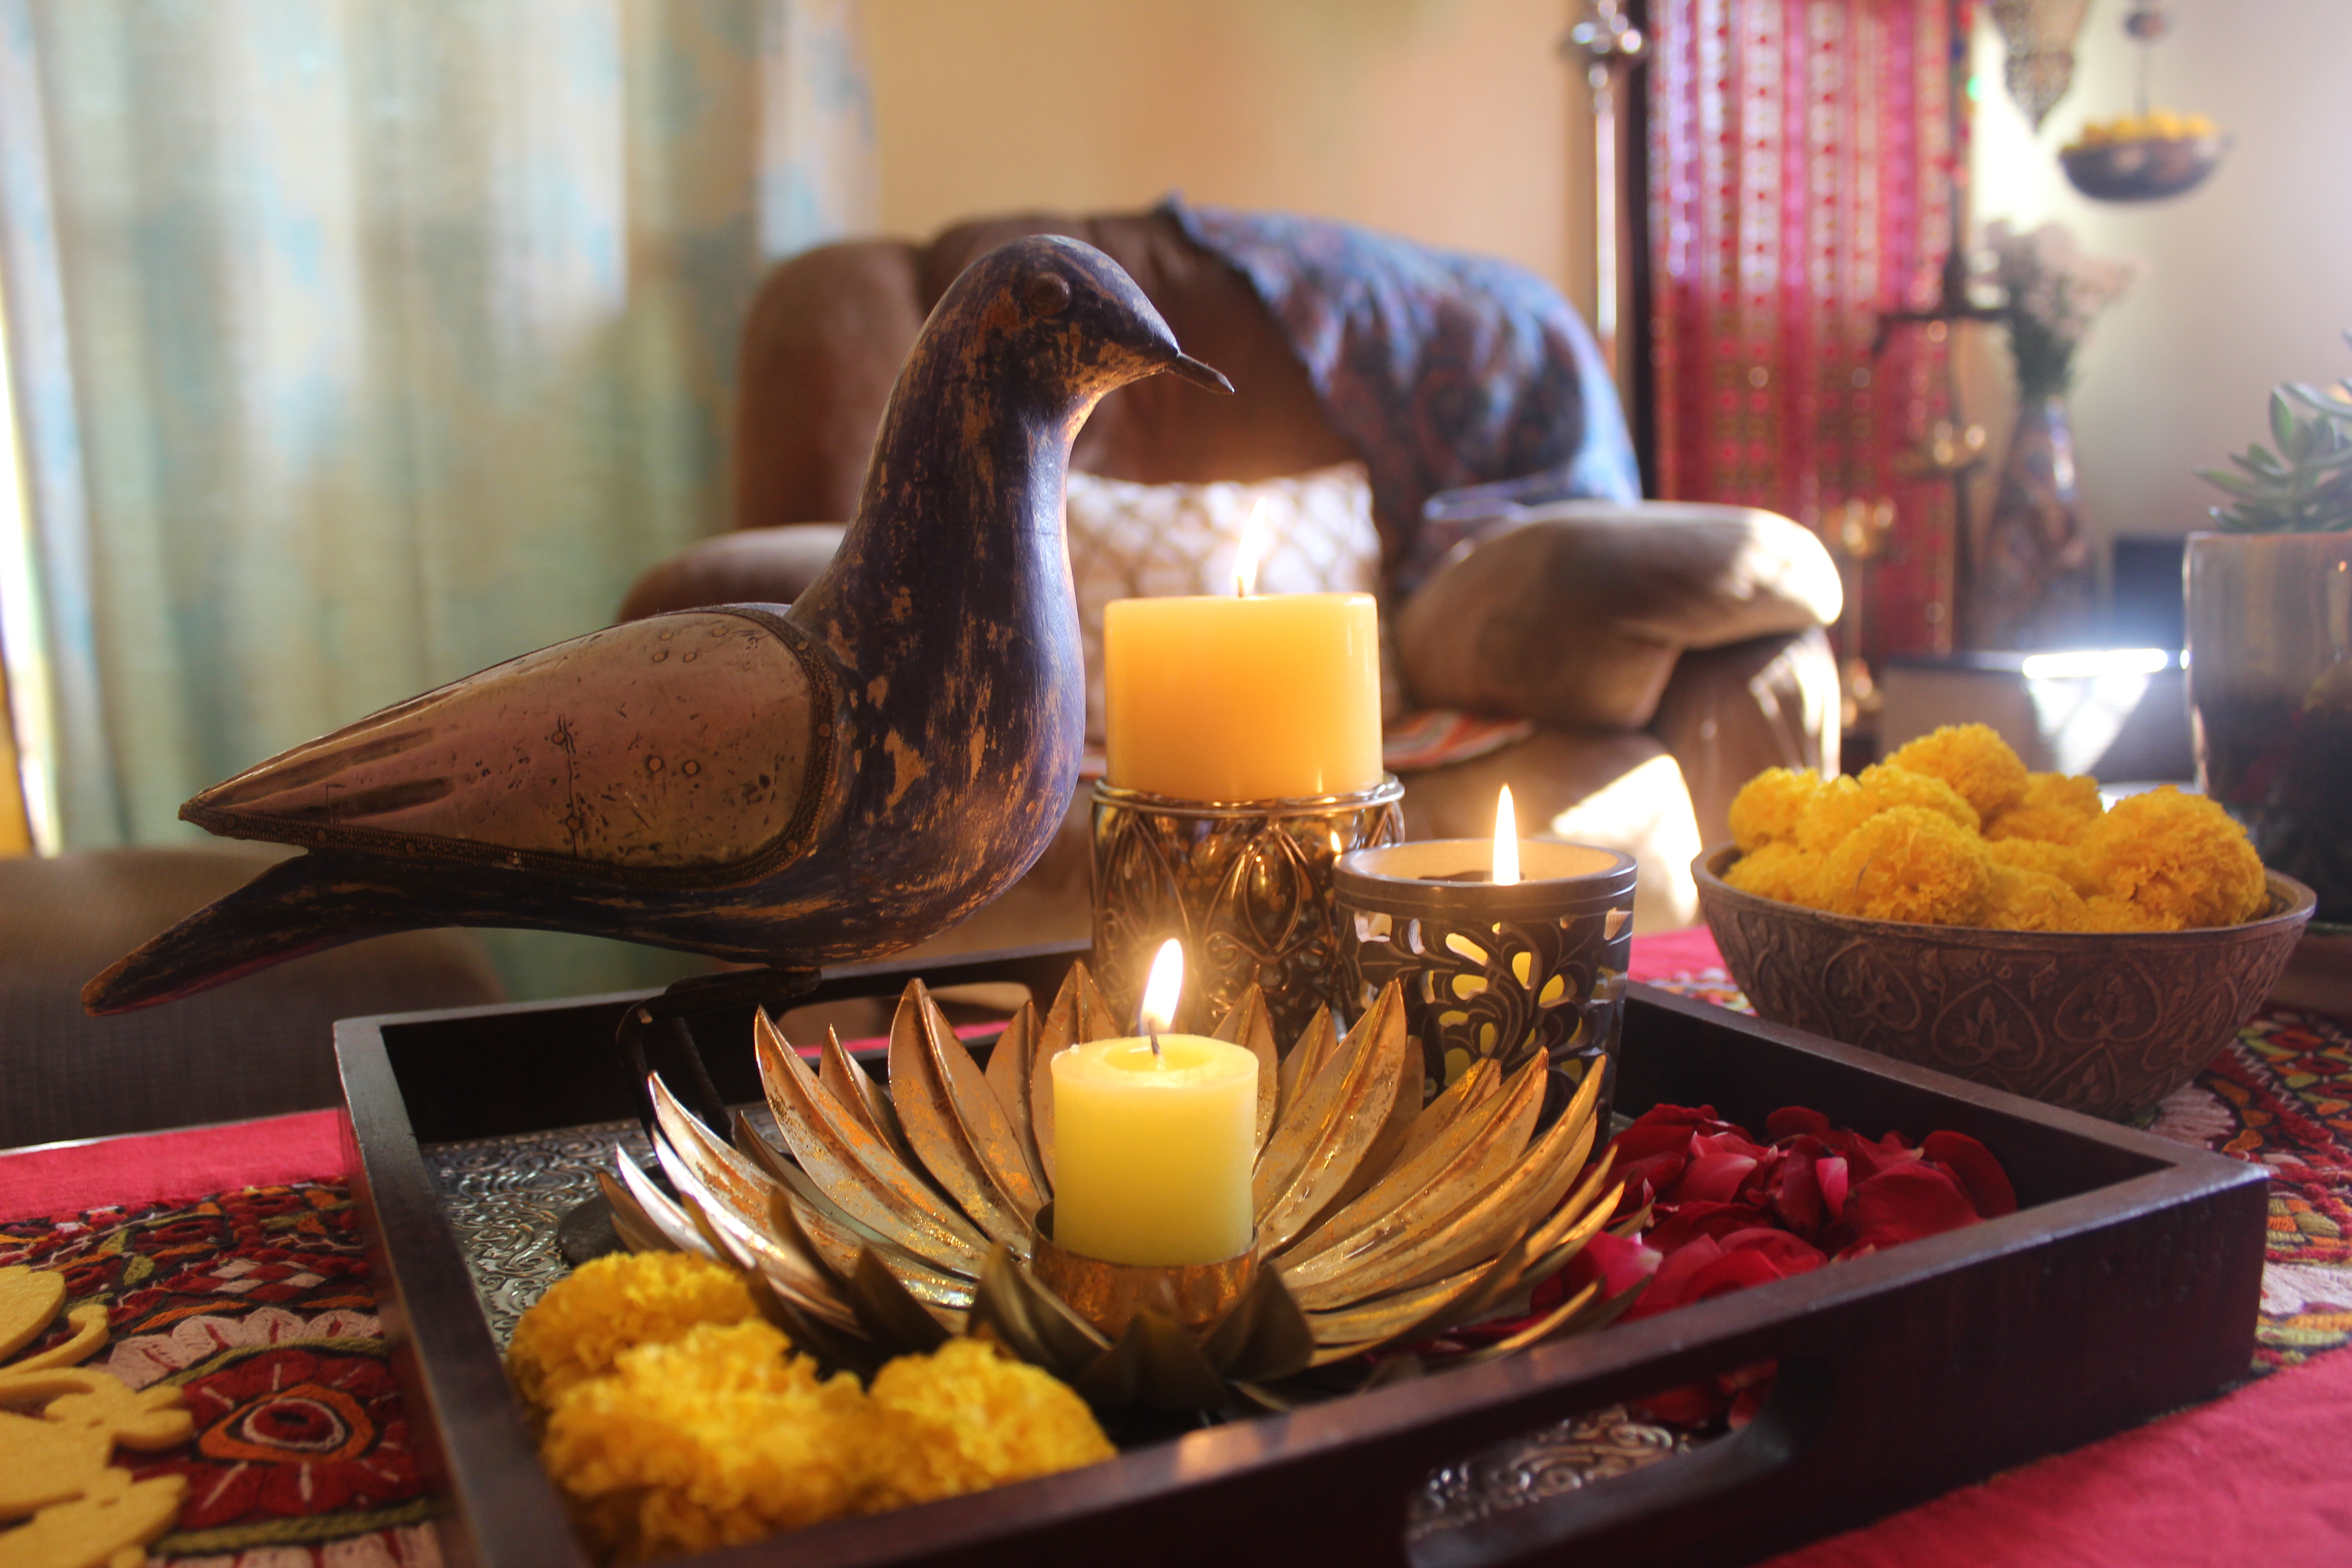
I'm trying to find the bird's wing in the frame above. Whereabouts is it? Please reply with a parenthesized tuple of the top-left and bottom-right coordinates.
(184, 608, 837, 885)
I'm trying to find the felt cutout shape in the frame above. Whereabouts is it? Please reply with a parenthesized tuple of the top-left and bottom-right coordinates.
(0, 1265, 69, 1360)
(0, 1269, 195, 1568)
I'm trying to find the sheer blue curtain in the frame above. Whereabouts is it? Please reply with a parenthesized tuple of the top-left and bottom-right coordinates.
(0, 0, 873, 993)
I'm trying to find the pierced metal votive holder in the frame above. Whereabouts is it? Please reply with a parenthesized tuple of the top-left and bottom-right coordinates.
(1335, 840, 1637, 1122)
(1091, 776, 1406, 1040)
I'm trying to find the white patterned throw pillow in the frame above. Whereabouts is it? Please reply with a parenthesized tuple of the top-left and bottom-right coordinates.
(1064, 462, 1384, 744)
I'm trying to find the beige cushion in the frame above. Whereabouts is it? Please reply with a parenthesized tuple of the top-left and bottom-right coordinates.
(1395, 501, 1843, 732)
(1065, 463, 1383, 742)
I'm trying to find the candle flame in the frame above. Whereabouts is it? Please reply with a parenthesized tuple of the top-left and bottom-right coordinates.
(1139, 938, 1186, 1036)
(1232, 499, 1270, 598)
(1492, 785, 1520, 886)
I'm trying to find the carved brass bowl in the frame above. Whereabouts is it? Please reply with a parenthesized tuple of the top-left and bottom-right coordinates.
(604, 962, 1629, 1410)
(1695, 844, 2317, 1120)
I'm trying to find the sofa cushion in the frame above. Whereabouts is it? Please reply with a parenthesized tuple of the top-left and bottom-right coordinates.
(1394, 500, 1844, 732)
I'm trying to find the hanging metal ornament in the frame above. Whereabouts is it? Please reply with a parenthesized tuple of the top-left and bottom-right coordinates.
(1989, 0, 2093, 131)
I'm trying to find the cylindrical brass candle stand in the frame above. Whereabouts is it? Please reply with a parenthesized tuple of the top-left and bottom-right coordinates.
(1091, 775, 1405, 1040)
(1334, 840, 1637, 1122)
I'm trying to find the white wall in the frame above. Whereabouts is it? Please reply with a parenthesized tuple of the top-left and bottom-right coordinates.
(1967, 0, 2352, 563)
(861, 0, 1597, 321)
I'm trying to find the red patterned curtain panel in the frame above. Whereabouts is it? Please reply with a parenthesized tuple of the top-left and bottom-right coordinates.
(1648, 0, 1965, 663)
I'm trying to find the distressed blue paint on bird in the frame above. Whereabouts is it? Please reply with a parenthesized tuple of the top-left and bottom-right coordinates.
(85, 236, 1231, 1013)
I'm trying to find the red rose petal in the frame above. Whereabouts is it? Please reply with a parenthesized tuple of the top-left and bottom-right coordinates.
(1578, 1228, 1663, 1298)
(1632, 1235, 1724, 1316)
(1646, 1199, 1774, 1254)
(1923, 1130, 2018, 1218)
(1675, 1245, 1796, 1302)
(1769, 1150, 1825, 1235)
(1766, 1107, 1833, 1141)
(1816, 1155, 1850, 1217)
(1671, 1150, 1762, 1204)
(1712, 1227, 1828, 1275)
(1842, 1161, 1982, 1254)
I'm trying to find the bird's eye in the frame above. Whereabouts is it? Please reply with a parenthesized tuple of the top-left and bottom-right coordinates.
(1024, 273, 1072, 318)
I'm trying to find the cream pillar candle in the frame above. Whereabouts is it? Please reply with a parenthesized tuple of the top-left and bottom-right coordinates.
(1049, 1032, 1259, 1265)
(1102, 592, 1382, 800)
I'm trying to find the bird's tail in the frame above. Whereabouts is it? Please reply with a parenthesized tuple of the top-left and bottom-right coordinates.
(82, 852, 445, 1014)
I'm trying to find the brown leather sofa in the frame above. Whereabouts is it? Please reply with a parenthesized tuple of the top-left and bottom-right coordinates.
(623, 207, 1842, 948)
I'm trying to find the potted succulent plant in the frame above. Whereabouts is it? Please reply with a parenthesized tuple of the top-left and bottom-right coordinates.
(2190, 348, 2352, 926)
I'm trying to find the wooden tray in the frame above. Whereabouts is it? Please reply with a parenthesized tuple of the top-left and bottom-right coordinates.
(337, 939, 2267, 1568)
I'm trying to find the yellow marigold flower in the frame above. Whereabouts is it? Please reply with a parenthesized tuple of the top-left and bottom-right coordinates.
(863, 1338, 1115, 1512)
(510, 1251, 759, 1411)
(1727, 767, 1823, 851)
(1884, 724, 2029, 821)
(1792, 764, 1976, 856)
(2073, 787, 2269, 930)
(1983, 863, 2091, 932)
(1724, 841, 1822, 907)
(541, 1320, 870, 1564)
(1815, 806, 1992, 926)
(1985, 772, 2103, 846)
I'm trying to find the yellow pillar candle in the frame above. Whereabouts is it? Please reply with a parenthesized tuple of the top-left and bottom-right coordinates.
(1103, 593, 1382, 800)
(1049, 1034, 1259, 1266)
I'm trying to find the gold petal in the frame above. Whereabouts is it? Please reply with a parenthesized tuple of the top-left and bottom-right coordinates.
(1253, 981, 1409, 1253)
(1032, 960, 1117, 1187)
(653, 1132, 859, 1325)
(1387, 1054, 1497, 1173)
(744, 1271, 883, 1382)
(981, 1002, 1045, 1176)
(755, 1008, 987, 1275)
(730, 1113, 904, 1285)
(818, 1025, 915, 1169)
(847, 1247, 958, 1351)
(1344, 1230, 1535, 1357)
(1323, 1034, 1423, 1219)
(1281, 1054, 1548, 1284)
(888, 980, 1042, 1249)
(1198, 1264, 1314, 1383)
(1332, 1078, 1608, 1302)
(1275, 1005, 1340, 1122)
(597, 1169, 678, 1256)
(612, 1141, 719, 1258)
(1210, 985, 1281, 1151)
(1453, 1280, 1601, 1366)
(1139, 1308, 1235, 1409)
(1070, 1315, 1148, 1409)
(648, 1073, 784, 1234)
(1304, 1269, 1484, 1347)
(970, 1243, 1061, 1372)
(971, 1244, 1108, 1381)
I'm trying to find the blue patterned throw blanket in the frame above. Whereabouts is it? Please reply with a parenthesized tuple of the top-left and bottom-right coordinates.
(1169, 198, 1641, 594)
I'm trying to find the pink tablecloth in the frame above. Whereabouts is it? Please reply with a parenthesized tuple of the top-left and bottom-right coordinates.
(4, 931, 2346, 1566)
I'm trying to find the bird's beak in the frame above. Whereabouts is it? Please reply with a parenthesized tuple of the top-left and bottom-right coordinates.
(1162, 352, 1235, 395)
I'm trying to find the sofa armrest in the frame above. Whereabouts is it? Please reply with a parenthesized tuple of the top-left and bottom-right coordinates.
(1392, 500, 1842, 732)
(1649, 625, 1842, 849)
(617, 524, 847, 622)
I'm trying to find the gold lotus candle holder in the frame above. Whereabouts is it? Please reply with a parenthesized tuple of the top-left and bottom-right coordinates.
(602, 958, 1627, 1411)
(1091, 777, 1405, 1042)
(1334, 798, 1637, 1127)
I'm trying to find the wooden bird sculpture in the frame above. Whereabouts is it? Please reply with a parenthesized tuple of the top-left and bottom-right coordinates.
(85, 236, 1233, 1016)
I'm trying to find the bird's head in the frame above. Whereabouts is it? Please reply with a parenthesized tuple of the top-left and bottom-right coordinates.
(944, 235, 1234, 413)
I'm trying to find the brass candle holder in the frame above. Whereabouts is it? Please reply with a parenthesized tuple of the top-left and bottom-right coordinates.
(1090, 776, 1405, 1042)
(1334, 839, 1637, 1127)
(607, 959, 1629, 1411)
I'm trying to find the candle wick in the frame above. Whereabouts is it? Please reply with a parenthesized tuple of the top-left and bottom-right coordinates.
(1148, 1026, 1162, 1061)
